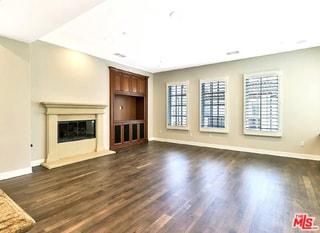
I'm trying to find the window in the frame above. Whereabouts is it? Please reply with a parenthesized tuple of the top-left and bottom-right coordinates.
(167, 81, 189, 130)
(244, 70, 282, 137)
(200, 78, 228, 133)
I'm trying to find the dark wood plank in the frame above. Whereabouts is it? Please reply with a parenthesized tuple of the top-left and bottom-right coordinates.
(0, 141, 319, 233)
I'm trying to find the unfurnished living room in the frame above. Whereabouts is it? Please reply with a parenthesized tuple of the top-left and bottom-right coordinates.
(0, 0, 320, 232)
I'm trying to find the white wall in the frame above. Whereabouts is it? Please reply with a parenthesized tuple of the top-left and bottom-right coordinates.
(0, 37, 32, 176)
(30, 41, 152, 162)
(153, 47, 320, 158)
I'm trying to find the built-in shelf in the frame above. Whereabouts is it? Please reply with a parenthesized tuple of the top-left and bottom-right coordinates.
(109, 67, 148, 150)
(114, 95, 145, 121)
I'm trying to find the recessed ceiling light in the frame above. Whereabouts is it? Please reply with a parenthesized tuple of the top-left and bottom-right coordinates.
(169, 11, 179, 20)
(114, 53, 126, 58)
(226, 50, 240, 55)
(169, 11, 176, 17)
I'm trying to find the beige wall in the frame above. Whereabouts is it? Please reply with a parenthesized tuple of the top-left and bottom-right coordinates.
(153, 47, 320, 157)
(30, 41, 152, 161)
(0, 37, 31, 174)
(0, 37, 152, 178)
(1, 34, 319, 178)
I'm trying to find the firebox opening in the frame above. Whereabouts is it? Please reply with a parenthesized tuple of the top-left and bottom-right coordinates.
(58, 120, 96, 143)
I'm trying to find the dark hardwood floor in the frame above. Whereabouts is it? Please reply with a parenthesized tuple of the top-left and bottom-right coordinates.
(1, 141, 320, 233)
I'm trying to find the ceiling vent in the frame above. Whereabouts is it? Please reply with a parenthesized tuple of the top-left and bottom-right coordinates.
(226, 50, 240, 55)
(114, 53, 126, 58)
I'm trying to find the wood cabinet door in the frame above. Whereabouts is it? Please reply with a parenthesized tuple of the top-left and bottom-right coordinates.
(113, 73, 130, 92)
(131, 77, 145, 94)
(121, 74, 130, 92)
(137, 78, 145, 94)
(131, 78, 138, 93)
(131, 77, 146, 94)
(114, 74, 121, 91)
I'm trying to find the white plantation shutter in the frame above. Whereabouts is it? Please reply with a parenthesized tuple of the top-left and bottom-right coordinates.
(244, 71, 282, 137)
(167, 81, 189, 129)
(200, 78, 228, 133)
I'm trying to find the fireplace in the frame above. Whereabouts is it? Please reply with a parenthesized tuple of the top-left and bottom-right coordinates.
(58, 120, 96, 143)
(41, 102, 115, 169)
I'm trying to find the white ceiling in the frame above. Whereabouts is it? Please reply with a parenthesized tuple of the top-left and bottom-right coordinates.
(1, 0, 320, 73)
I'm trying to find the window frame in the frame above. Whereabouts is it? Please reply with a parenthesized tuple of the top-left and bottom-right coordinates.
(199, 77, 229, 133)
(166, 81, 189, 130)
(243, 70, 282, 137)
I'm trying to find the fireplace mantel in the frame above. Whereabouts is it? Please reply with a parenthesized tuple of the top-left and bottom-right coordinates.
(41, 102, 107, 114)
(41, 102, 115, 169)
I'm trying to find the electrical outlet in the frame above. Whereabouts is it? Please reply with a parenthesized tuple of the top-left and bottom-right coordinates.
(209, 134, 212, 138)
(159, 130, 162, 134)
(300, 141, 305, 147)
(190, 132, 193, 137)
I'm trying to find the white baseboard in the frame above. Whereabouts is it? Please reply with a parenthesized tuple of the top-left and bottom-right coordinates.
(0, 167, 32, 181)
(31, 159, 45, 167)
(149, 137, 320, 161)
(0, 158, 45, 181)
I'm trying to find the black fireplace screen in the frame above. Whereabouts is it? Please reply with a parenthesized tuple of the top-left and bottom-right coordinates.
(58, 120, 96, 143)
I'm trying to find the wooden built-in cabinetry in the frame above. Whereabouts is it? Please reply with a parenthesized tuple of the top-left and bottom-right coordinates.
(109, 67, 148, 150)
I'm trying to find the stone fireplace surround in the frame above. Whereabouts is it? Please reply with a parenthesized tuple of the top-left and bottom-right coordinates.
(41, 102, 115, 169)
